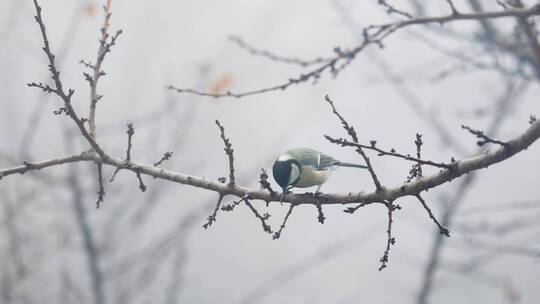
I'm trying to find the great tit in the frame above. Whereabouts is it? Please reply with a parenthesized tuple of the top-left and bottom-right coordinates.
(272, 147, 368, 195)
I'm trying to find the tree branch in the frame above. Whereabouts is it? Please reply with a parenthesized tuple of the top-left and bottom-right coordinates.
(324, 95, 382, 191)
(324, 135, 452, 169)
(86, 0, 122, 141)
(168, 4, 540, 99)
(379, 201, 397, 271)
(215, 120, 235, 186)
(3, 118, 539, 206)
(29, 0, 107, 159)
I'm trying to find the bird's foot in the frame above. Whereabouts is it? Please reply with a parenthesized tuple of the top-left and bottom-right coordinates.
(303, 191, 323, 198)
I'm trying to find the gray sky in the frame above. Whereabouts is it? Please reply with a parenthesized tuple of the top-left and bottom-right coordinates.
(1, 0, 539, 303)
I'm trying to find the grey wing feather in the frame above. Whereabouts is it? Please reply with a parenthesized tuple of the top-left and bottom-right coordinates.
(289, 148, 319, 167)
(318, 152, 339, 170)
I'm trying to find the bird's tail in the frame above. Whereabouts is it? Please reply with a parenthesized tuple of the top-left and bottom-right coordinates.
(336, 161, 368, 169)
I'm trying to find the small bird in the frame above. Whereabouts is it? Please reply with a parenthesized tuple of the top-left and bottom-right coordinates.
(272, 147, 368, 196)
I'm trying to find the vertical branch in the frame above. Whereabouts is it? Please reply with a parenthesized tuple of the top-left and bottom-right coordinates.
(95, 163, 105, 208)
(514, 0, 540, 77)
(125, 123, 134, 162)
(66, 153, 105, 304)
(416, 76, 521, 303)
(87, 0, 122, 141)
(215, 120, 235, 185)
(315, 202, 325, 224)
(1, 190, 27, 302)
(135, 169, 146, 192)
(415, 133, 423, 178)
(259, 169, 275, 198)
(379, 201, 399, 271)
(445, 0, 459, 15)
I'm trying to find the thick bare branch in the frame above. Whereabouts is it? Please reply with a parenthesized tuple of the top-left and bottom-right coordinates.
(0, 153, 90, 178)
(3, 118, 539, 206)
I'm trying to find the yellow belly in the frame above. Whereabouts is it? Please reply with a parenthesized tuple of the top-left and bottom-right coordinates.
(294, 166, 331, 188)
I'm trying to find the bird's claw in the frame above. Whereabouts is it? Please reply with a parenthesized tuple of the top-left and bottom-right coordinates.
(303, 191, 323, 198)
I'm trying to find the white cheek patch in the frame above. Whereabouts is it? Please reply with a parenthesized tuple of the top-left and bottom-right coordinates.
(278, 154, 292, 161)
(289, 164, 300, 185)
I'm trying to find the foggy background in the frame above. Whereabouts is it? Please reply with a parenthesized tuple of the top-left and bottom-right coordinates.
(1, 0, 539, 303)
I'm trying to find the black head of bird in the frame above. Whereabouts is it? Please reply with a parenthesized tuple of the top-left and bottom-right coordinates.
(272, 158, 301, 195)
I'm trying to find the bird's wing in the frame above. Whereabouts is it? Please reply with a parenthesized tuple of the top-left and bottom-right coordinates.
(286, 148, 339, 170)
(289, 148, 318, 167)
(318, 152, 339, 170)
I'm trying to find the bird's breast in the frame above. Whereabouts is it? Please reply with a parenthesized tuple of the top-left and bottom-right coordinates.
(294, 166, 331, 188)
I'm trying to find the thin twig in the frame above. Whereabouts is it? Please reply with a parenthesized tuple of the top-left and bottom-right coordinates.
(215, 120, 235, 185)
(169, 5, 540, 99)
(259, 168, 275, 199)
(126, 123, 134, 162)
(324, 135, 452, 169)
(29, 0, 107, 158)
(415, 133, 423, 177)
(445, 0, 459, 15)
(416, 194, 450, 236)
(379, 201, 398, 271)
(315, 202, 325, 224)
(461, 124, 510, 147)
(378, 0, 413, 18)
(325, 95, 383, 191)
(153, 151, 173, 167)
(203, 195, 224, 229)
(273, 204, 295, 239)
(343, 202, 378, 214)
(87, 0, 122, 140)
(135, 169, 146, 192)
(95, 163, 105, 208)
(228, 35, 330, 67)
(243, 196, 273, 234)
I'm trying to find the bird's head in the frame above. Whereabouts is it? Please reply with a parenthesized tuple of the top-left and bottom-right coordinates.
(272, 156, 301, 194)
